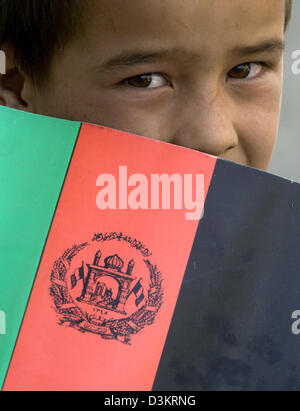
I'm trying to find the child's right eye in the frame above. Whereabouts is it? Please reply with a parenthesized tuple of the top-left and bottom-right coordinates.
(124, 73, 170, 89)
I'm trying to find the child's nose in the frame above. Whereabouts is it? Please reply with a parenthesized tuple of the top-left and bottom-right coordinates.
(171, 92, 239, 158)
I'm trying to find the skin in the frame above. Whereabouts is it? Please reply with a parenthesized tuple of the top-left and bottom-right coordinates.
(4, 0, 286, 170)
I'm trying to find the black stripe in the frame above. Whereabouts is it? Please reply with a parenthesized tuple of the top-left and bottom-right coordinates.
(153, 159, 300, 391)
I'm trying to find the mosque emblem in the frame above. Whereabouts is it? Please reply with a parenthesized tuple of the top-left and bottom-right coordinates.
(49, 233, 163, 344)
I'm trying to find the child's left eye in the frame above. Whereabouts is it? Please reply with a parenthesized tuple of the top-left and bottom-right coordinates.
(227, 63, 265, 80)
(124, 73, 169, 88)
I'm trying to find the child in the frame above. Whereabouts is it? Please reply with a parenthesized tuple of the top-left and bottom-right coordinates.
(0, 0, 292, 171)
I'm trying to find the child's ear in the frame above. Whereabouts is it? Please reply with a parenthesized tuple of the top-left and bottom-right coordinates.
(0, 45, 29, 111)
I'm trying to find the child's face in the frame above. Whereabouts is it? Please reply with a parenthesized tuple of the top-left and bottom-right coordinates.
(24, 0, 285, 170)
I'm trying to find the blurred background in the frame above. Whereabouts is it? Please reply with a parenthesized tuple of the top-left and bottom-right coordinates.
(269, 0, 300, 182)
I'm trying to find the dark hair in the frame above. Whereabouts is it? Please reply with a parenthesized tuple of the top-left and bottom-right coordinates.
(0, 0, 84, 84)
(285, 0, 292, 28)
(0, 0, 293, 85)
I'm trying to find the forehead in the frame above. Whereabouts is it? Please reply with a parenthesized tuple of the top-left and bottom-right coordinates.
(77, 0, 285, 58)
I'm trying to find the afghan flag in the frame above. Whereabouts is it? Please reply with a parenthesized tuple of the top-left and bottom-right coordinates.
(0, 106, 299, 391)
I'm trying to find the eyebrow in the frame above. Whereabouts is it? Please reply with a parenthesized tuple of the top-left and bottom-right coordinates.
(91, 38, 285, 74)
(230, 38, 285, 57)
(96, 50, 176, 72)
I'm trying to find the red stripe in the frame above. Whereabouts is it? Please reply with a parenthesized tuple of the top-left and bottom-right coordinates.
(3, 124, 216, 391)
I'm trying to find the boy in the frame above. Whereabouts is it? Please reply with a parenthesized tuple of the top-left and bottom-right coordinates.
(0, 0, 292, 171)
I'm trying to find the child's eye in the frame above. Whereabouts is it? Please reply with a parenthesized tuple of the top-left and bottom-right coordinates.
(125, 73, 169, 88)
(227, 63, 265, 80)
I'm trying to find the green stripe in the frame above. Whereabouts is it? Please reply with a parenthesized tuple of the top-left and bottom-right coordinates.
(0, 106, 80, 388)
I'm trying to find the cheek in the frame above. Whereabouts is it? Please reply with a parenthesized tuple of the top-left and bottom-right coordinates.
(33, 83, 80, 120)
(35, 82, 173, 142)
(240, 102, 281, 169)
(235, 80, 282, 169)
(75, 91, 173, 141)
